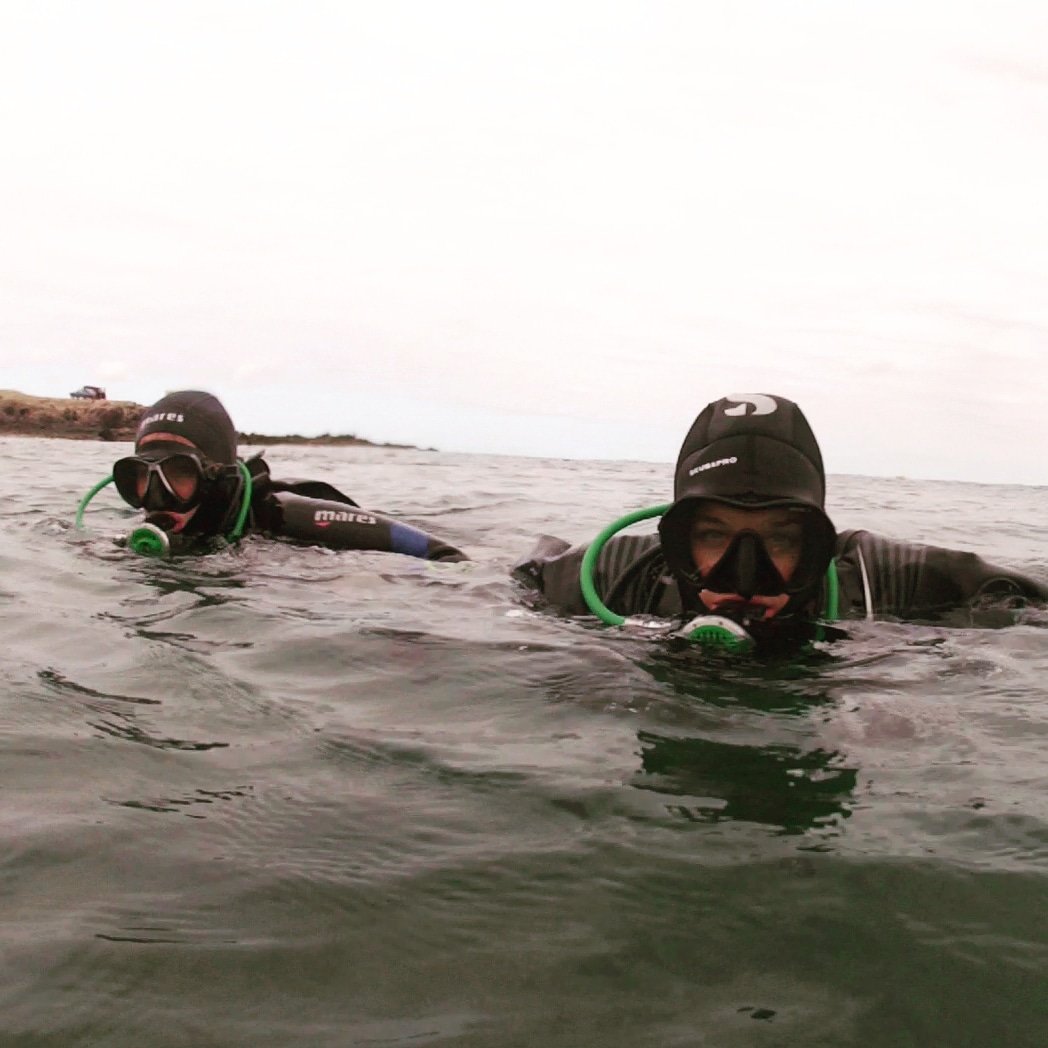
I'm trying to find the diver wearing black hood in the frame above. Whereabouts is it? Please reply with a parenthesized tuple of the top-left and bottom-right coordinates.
(81, 390, 467, 561)
(514, 393, 1046, 631)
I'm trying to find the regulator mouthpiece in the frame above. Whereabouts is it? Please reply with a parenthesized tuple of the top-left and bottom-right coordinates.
(677, 614, 755, 651)
(128, 523, 172, 558)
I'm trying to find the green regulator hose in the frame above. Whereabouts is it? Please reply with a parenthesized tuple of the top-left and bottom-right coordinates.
(76, 475, 114, 530)
(228, 460, 253, 541)
(580, 504, 669, 626)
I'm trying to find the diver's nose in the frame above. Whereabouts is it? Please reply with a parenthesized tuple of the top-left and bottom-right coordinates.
(141, 473, 168, 512)
(733, 533, 759, 599)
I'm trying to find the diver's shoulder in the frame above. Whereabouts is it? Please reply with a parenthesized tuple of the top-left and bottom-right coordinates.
(514, 531, 660, 579)
(513, 531, 664, 616)
(833, 527, 1048, 617)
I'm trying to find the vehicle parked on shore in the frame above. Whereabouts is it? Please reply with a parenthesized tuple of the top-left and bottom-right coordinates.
(70, 385, 107, 400)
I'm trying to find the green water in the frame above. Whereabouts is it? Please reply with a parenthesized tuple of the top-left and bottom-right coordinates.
(2, 437, 1047, 1046)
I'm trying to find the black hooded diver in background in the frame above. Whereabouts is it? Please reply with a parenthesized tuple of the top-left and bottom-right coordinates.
(94, 390, 467, 561)
(514, 394, 1046, 635)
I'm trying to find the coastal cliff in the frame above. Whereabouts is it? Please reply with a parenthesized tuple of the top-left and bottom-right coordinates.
(0, 391, 418, 448)
(0, 391, 139, 440)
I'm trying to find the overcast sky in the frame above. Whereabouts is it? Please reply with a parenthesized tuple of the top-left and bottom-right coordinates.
(2, 1, 1046, 483)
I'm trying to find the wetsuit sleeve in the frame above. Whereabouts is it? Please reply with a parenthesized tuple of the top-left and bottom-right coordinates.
(513, 536, 590, 614)
(835, 530, 1048, 621)
(268, 478, 359, 506)
(513, 533, 677, 616)
(261, 491, 467, 562)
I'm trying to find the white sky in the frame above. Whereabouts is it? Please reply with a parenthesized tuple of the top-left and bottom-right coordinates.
(2, 0, 1046, 483)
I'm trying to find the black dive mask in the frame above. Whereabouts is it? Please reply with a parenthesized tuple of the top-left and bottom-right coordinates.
(700, 530, 788, 600)
(660, 500, 838, 618)
(113, 452, 222, 512)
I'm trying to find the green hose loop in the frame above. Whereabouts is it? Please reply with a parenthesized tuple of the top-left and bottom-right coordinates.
(75, 475, 114, 529)
(580, 504, 669, 625)
(824, 558, 839, 621)
(227, 460, 253, 541)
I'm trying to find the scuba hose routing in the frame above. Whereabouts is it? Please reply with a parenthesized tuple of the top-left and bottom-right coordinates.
(75, 461, 253, 556)
(580, 504, 839, 650)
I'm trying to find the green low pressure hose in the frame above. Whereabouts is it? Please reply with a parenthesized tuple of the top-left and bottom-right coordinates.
(228, 460, 253, 541)
(580, 504, 669, 627)
(75, 474, 114, 530)
(823, 554, 839, 620)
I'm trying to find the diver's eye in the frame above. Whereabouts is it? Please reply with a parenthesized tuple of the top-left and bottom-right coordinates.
(764, 530, 803, 556)
(691, 528, 732, 554)
(161, 456, 202, 501)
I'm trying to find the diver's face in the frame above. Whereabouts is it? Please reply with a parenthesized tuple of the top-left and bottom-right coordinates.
(689, 502, 805, 619)
(135, 432, 202, 534)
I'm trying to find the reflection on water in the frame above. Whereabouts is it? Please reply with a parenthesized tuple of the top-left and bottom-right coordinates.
(633, 728, 857, 835)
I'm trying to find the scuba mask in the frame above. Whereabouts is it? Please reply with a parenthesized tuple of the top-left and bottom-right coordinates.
(660, 498, 838, 613)
(112, 451, 223, 512)
(696, 529, 791, 601)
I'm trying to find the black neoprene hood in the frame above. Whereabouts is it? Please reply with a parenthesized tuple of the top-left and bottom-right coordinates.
(658, 394, 837, 590)
(672, 394, 826, 506)
(135, 390, 238, 465)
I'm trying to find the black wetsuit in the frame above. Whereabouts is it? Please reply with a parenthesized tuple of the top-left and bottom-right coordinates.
(514, 529, 1047, 625)
(235, 454, 467, 562)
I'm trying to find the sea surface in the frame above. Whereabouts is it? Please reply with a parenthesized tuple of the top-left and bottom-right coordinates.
(3, 436, 1047, 1048)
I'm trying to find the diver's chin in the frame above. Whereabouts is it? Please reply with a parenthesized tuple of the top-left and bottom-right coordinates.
(698, 590, 790, 623)
(144, 506, 199, 535)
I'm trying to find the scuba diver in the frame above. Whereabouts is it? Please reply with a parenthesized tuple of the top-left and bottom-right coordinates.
(78, 390, 467, 561)
(514, 393, 1047, 647)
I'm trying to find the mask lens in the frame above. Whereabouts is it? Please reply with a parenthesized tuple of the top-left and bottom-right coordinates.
(702, 530, 787, 599)
(113, 457, 148, 507)
(161, 455, 203, 503)
(687, 505, 819, 595)
(112, 454, 204, 509)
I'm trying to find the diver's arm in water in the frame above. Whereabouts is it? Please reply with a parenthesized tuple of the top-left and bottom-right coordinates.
(255, 491, 468, 562)
(513, 533, 681, 617)
(240, 457, 466, 561)
(834, 530, 1048, 622)
(512, 536, 589, 614)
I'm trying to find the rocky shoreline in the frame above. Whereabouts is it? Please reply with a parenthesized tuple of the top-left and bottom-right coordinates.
(0, 391, 419, 449)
